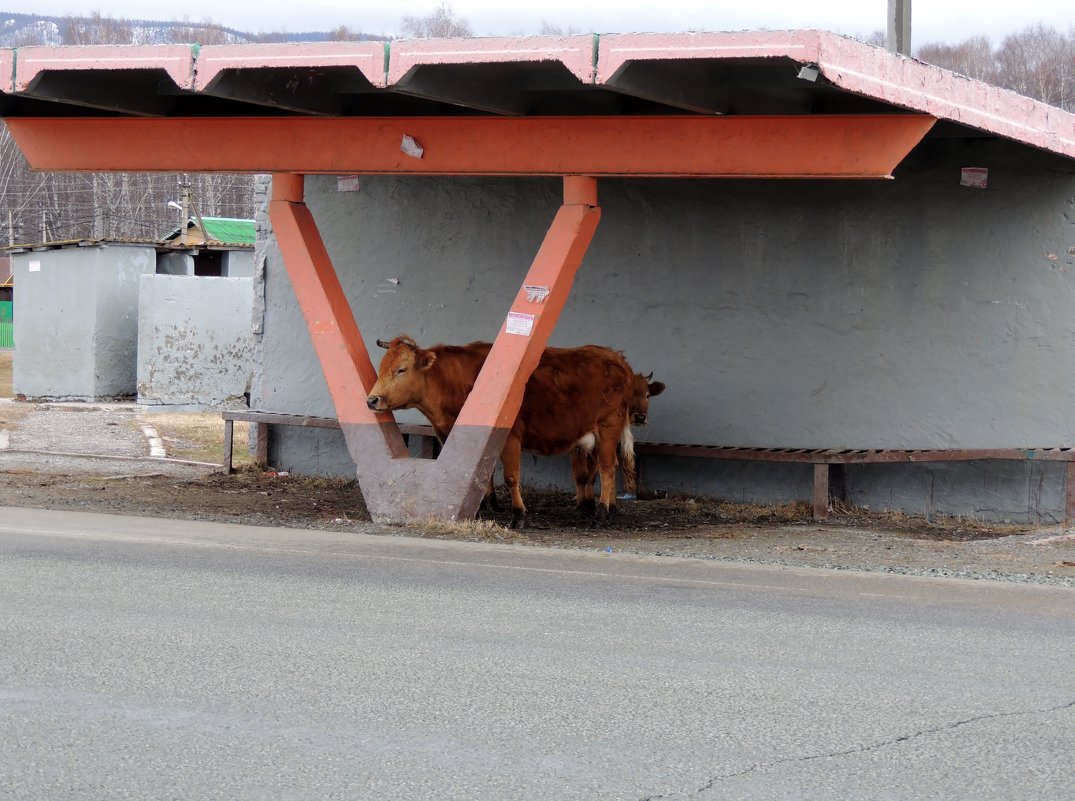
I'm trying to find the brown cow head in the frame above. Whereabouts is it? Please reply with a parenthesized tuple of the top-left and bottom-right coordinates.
(366, 335, 438, 411)
(629, 371, 665, 426)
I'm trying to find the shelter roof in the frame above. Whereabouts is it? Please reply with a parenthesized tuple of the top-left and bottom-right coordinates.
(163, 217, 257, 246)
(0, 30, 1072, 162)
(3, 237, 253, 253)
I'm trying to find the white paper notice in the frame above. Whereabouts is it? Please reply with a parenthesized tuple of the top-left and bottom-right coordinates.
(336, 175, 361, 192)
(28, 261, 40, 272)
(506, 312, 535, 336)
(524, 285, 550, 303)
(960, 167, 988, 189)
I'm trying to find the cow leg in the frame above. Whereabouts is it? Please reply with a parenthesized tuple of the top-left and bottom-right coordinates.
(593, 428, 621, 526)
(571, 448, 597, 516)
(501, 433, 527, 529)
(479, 473, 501, 515)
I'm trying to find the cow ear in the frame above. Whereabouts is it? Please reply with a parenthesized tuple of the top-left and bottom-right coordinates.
(649, 381, 666, 396)
(376, 338, 391, 349)
(418, 350, 437, 370)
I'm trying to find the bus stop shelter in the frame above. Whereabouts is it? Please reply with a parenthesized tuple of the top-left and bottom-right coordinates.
(3, 31, 1074, 523)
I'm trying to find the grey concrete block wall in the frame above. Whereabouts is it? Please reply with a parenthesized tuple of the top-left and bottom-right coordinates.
(12, 245, 155, 400)
(255, 137, 1075, 521)
(223, 251, 254, 278)
(137, 274, 255, 408)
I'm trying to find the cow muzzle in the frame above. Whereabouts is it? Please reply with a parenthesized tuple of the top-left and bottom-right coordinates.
(366, 395, 384, 411)
(632, 413, 648, 425)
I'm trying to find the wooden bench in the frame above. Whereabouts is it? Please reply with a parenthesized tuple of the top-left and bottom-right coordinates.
(221, 410, 1075, 522)
(220, 410, 439, 473)
(633, 443, 1075, 522)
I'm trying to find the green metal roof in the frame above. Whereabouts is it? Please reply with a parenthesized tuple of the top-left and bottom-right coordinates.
(199, 217, 255, 245)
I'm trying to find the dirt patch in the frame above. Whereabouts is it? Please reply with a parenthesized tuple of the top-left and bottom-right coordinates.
(0, 465, 1072, 585)
(0, 350, 11, 398)
(1, 400, 1073, 585)
(147, 411, 252, 467)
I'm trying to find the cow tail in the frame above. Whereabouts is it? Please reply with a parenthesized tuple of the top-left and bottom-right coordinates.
(620, 424, 637, 497)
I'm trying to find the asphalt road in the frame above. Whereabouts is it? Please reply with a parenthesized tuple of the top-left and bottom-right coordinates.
(1, 507, 1073, 801)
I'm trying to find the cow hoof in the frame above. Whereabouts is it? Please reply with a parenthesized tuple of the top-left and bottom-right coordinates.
(576, 499, 596, 517)
(591, 505, 611, 527)
(510, 510, 527, 529)
(479, 492, 500, 513)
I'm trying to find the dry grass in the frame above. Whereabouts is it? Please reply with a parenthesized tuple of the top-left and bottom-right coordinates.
(142, 411, 253, 466)
(0, 350, 11, 398)
(412, 516, 518, 539)
(0, 401, 32, 429)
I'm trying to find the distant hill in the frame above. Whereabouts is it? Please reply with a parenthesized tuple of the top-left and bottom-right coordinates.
(0, 10, 386, 47)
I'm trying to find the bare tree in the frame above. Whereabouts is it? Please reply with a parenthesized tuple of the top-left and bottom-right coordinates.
(994, 25, 1075, 110)
(917, 25, 1075, 111)
(166, 18, 233, 45)
(327, 25, 360, 41)
(401, 2, 473, 38)
(857, 29, 887, 48)
(539, 21, 580, 36)
(59, 12, 134, 45)
(917, 36, 996, 82)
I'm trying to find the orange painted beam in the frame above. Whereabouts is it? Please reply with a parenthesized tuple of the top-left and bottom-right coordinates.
(267, 173, 406, 459)
(452, 176, 601, 431)
(6, 115, 936, 177)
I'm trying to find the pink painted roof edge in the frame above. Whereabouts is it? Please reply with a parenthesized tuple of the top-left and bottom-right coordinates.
(0, 49, 12, 94)
(812, 32, 1075, 158)
(13, 44, 195, 92)
(599, 30, 1075, 159)
(388, 35, 595, 85)
(196, 41, 387, 90)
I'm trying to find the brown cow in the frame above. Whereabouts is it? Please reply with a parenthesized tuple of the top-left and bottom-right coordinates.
(570, 370, 665, 511)
(366, 335, 634, 528)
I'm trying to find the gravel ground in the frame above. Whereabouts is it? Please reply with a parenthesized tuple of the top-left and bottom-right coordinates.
(1, 399, 1074, 587)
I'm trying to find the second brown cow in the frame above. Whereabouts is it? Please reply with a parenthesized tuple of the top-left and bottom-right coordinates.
(366, 335, 635, 528)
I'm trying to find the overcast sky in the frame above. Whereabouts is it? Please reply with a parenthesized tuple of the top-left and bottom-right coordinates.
(15, 1, 1075, 44)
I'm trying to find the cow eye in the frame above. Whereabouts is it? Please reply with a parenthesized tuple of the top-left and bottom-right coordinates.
(395, 367, 407, 375)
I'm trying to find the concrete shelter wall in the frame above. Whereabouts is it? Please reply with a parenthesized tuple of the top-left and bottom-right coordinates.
(12, 245, 154, 400)
(137, 274, 255, 408)
(255, 137, 1075, 521)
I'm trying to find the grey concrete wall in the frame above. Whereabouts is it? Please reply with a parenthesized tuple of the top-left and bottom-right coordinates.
(223, 250, 254, 277)
(12, 245, 155, 400)
(156, 252, 193, 276)
(137, 274, 255, 408)
(254, 137, 1075, 521)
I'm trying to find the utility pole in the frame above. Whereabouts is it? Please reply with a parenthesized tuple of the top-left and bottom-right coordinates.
(8, 211, 14, 246)
(887, 0, 912, 55)
(178, 181, 192, 245)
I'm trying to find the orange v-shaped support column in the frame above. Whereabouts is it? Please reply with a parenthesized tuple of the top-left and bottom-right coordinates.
(269, 173, 600, 523)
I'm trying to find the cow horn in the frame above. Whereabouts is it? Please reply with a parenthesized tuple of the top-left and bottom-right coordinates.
(644, 371, 653, 381)
(376, 338, 391, 349)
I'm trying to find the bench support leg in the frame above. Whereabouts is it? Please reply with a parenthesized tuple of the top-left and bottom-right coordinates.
(254, 422, 269, 469)
(1065, 462, 1075, 527)
(270, 173, 599, 523)
(813, 463, 829, 519)
(223, 419, 234, 474)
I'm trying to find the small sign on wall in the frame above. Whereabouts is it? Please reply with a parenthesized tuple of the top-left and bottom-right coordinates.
(506, 312, 535, 336)
(28, 260, 40, 272)
(336, 175, 361, 192)
(960, 167, 988, 189)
